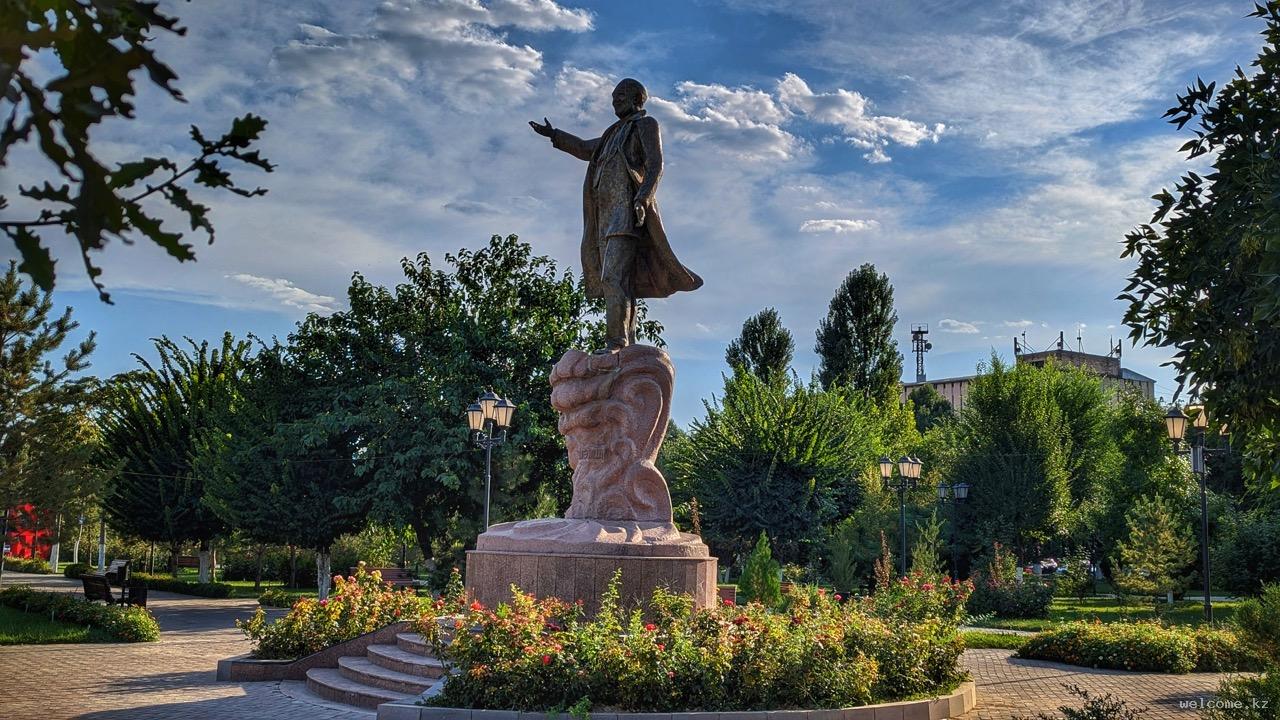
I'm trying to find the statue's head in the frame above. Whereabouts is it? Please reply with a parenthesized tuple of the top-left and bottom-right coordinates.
(612, 78, 647, 118)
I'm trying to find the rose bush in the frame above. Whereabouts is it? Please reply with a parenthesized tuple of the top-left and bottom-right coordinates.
(416, 572, 968, 711)
(239, 563, 424, 659)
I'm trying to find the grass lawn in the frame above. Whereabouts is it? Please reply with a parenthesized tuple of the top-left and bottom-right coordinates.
(969, 596, 1241, 631)
(960, 629, 1029, 650)
(0, 605, 116, 645)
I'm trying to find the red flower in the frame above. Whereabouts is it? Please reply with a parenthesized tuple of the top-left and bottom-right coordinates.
(470, 600, 484, 611)
(656, 643, 665, 651)
(834, 594, 843, 601)
(817, 588, 826, 596)
(733, 615, 748, 626)
(667, 670, 675, 679)
(722, 598, 734, 606)
(542, 654, 552, 665)
(922, 583, 934, 591)
(644, 623, 657, 632)
(318, 599, 328, 607)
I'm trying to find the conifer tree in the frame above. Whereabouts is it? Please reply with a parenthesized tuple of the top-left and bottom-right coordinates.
(815, 264, 902, 400)
(725, 307, 794, 384)
(1112, 494, 1195, 603)
(739, 531, 782, 607)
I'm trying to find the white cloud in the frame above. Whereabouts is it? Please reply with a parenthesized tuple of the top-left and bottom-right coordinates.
(273, 0, 593, 108)
(1003, 319, 1035, 328)
(798, 218, 880, 234)
(938, 318, 980, 334)
(776, 73, 943, 161)
(228, 274, 338, 314)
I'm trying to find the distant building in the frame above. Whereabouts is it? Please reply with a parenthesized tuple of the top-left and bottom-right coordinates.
(900, 333, 1156, 411)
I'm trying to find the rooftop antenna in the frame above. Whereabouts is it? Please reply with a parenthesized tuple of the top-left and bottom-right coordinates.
(1057, 331, 1065, 351)
(1076, 324, 1083, 352)
(911, 324, 931, 382)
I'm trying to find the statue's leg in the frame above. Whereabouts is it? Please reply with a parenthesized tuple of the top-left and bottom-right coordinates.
(601, 236, 637, 350)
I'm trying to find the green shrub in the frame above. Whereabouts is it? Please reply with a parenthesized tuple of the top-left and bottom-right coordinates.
(1016, 683, 1147, 720)
(1213, 508, 1280, 596)
(965, 542, 1055, 619)
(420, 573, 966, 712)
(133, 572, 234, 598)
(257, 587, 308, 608)
(1231, 582, 1280, 665)
(0, 586, 160, 642)
(62, 562, 91, 579)
(239, 563, 424, 659)
(739, 531, 782, 608)
(961, 630, 1028, 650)
(1203, 671, 1280, 720)
(3, 555, 51, 573)
(1017, 621, 1261, 673)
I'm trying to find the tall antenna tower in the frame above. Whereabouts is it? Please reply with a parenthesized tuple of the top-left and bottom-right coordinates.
(911, 324, 932, 383)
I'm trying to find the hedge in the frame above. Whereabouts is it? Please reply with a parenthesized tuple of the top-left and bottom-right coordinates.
(0, 586, 160, 642)
(63, 562, 91, 579)
(133, 572, 234, 598)
(1017, 621, 1262, 673)
(3, 555, 51, 574)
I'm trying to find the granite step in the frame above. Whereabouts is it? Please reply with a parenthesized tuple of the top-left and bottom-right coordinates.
(338, 655, 437, 695)
(396, 632, 430, 655)
(304, 667, 415, 710)
(367, 643, 447, 678)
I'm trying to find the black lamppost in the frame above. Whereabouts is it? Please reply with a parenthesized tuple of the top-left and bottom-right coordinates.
(936, 481, 970, 579)
(466, 391, 516, 529)
(1165, 402, 1224, 622)
(880, 454, 922, 576)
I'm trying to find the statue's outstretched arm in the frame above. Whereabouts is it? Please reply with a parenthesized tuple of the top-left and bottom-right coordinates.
(550, 129, 600, 162)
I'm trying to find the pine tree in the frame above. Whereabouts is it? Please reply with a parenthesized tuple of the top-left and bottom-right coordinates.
(739, 531, 782, 607)
(815, 264, 902, 400)
(1112, 494, 1195, 602)
(910, 510, 945, 579)
(726, 307, 794, 384)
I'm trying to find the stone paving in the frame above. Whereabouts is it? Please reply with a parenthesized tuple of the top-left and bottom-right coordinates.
(0, 572, 1241, 719)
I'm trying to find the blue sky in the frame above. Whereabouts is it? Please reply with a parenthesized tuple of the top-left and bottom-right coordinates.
(2, 0, 1262, 424)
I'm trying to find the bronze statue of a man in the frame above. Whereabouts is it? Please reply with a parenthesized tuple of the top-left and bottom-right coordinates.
(530, 78, 702, 351)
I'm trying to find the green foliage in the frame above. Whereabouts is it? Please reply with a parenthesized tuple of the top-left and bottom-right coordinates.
(1017, 621, 1261, 674)
(442, 567, 467, 612)
(910, 510, 945, 579)
(1111, 495, 1196, 601)
(99, 335, 249, 564)
(424, 579, 965, 712)
(967, 544, 1055, 619)
(2, 555, 50, 573)
(0, 604, 115, 644)
(1232, 583, 1280, 666)
(133, 573, 233, 598)
(1204, 671, 1280, 720)
(0, 2, 273, 300)
(0, 585, 159, 642)
(738, 532, 782, 607)
(961, 630, 1029, 650)
(1056, 551, 1094, 601)
(1016, 684, 1148, 720)
(907, 384, 953, 433)
(238, 564, 424, 659)
(257, 588, 308, 609)
(815, 263, 902, 401)
(826, 518, 861, 592)
(666, 370, 910, 563)
(1213, 508, 1280, 595)
(62, 562, 91, 579)
(725, 307, 794, 384)
(1119, 2, 1280, 484)
(288, 235, 634, 572)
(0, 263, 96, 510)
(869, 572, 973, 627)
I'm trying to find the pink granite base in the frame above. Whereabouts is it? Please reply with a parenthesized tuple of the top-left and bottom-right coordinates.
(465, 521, 717, 614)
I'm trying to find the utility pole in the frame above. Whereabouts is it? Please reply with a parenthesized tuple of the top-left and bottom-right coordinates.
(911, 324, 931, 383)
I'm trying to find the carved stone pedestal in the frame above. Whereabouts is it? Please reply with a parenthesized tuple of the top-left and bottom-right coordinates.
(466, 344, 717, 613)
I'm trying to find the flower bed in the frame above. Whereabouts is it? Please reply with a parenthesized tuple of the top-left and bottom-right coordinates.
(416, 573, 970, 712)
(0, 586, 159, 642)
(238, 563, 425, 659)
(1017, 621, 1262, 673)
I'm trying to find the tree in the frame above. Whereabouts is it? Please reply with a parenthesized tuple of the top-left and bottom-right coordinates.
(666, 370, 914, 564)
(198, 343, 369, 599)
(739, 531, 782, 607)
(815, 263, 902, 400)
(292, 235, 654, 573)
(0, 1, 273, 300)
(725, 308, 793, 384)
(1112, 494, 1196, 603)
(99, 335, 249, 581)
(910, 510, 945, 579)
(0, 262, 95, 511)
(907, 384, 953, 432)
(1119, 2, 1280, 483)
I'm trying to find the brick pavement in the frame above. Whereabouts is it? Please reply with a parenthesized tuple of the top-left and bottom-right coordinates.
(0, 574, 1241, 719)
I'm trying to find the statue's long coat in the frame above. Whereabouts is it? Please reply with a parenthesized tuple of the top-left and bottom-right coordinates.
(551, 113, 703, 299)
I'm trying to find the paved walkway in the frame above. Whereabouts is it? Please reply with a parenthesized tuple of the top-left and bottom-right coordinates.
(0, 574, 1241, 719)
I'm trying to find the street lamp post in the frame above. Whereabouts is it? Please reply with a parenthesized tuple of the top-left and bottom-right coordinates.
(1165, 403, 1222, 622)
(880, 454, 922, 577)
(466, 391, 516, 529)
(936, 481, 970, 579)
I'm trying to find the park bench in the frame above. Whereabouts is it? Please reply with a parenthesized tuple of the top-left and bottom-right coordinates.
(175, 555, 201, 569)
(349, 566, 421, 588)
(82, 574, 117, 604)
(105, 559, 129, 586)
(122, 580, 148, 608)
